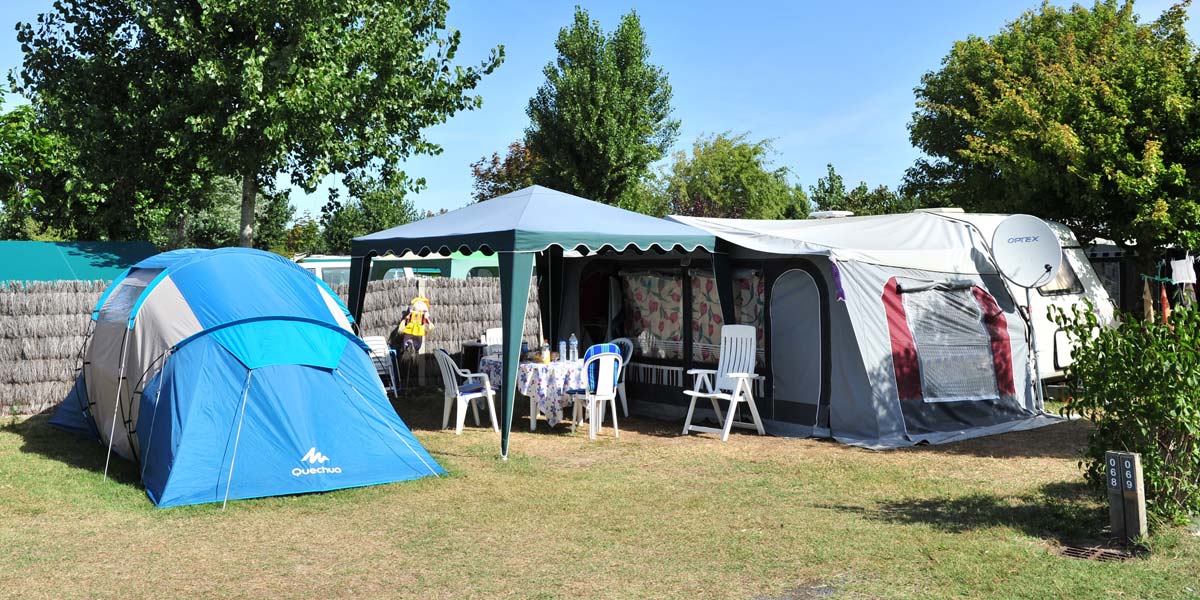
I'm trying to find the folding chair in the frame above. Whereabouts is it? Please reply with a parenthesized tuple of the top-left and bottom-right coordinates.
(682, 324, 765, 441)
(363, 336, 399, 397)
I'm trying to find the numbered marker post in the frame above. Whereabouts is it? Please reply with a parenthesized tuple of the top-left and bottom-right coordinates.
(1105, 451, 1147, 543)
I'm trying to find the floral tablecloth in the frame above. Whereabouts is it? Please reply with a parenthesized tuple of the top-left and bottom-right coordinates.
(479, 357, 585, 427)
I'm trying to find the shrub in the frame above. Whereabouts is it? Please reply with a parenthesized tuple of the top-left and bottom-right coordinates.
(1052, 301, 1200, 526)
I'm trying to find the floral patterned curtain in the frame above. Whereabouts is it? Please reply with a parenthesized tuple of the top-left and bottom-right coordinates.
(621, 272, 684, 360)
(692, 271, 765, 365)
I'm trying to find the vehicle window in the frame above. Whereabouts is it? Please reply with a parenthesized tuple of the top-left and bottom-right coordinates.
(1038, 252, 1084, 296)
(321, 267, 351, 287)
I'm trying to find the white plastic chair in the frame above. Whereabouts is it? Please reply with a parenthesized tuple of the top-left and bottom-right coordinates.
(434, 349, 499, 435)
(483, 327, 503, 358)
(363, 336, 399, 397)
(609, 337, 634, 417)
(682, 324, 765, 441)
(566, 344, 624, 440)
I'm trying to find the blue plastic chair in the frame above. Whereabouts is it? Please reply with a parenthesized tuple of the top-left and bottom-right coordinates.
(566, 343, 624, 440)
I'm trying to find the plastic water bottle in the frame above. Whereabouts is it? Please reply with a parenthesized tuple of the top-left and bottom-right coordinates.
(541, 339, 550, 363)
(558, 339, 567, 362)
(568, 333, 579, 361)
(521, 340, 529, 355)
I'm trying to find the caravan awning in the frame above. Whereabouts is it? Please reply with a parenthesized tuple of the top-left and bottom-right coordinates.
(668, 213, 1001, 275)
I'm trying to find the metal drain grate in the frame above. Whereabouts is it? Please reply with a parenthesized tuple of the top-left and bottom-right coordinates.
(1059, 546, 1130, 562)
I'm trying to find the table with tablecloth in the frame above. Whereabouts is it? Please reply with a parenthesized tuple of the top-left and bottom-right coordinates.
(479, 356, 585, 427)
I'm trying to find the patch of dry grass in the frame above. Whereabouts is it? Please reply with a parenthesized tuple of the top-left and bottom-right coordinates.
(1, 393, 1197, 599)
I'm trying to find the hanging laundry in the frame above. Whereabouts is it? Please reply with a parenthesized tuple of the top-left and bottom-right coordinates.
(1161, 283, 1171, 324)
(1143, 280, 1155, 322)
(1171, 257, 1197, 284)
(1185, 283, 1198, 308)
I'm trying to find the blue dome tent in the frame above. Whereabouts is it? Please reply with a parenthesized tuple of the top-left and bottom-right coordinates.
(51, 248, 443, 507)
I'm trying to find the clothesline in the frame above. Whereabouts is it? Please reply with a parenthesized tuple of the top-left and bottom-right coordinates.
(1139, 255, 1196, 285)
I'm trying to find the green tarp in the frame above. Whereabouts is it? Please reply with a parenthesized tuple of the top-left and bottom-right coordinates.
(0, 241, 158, 282)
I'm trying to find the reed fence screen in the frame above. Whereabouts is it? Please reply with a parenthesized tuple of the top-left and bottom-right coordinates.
(1, 278, 541, 415)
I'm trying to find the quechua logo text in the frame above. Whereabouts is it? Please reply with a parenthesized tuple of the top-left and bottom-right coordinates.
(292, 447, 343, 477)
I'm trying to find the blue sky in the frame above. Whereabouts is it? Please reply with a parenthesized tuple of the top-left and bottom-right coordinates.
(2, 1, 1195, 218)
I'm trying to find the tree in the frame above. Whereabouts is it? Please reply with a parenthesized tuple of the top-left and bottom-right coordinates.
(254, 190, 295, 254)
(181, 177, 243, 248)
(526, 7, 678, 209)
(0, 103, 88, 239)
(280, 212, 326, 257)
(167, 176, 295, 249)
(665, 133, 806, 219)
(810, 164, 919, 216)
(470, 140, 538, 202)
(321, 173, 420, 254)
(906, 1, 1200, 262)
(18, 0, 503, 247)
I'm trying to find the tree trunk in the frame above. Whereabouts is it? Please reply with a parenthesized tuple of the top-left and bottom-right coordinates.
(239, 171, 258, 247)
(173, 212, 189, 249)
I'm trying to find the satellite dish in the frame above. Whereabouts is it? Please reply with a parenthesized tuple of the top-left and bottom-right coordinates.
(989, 215, 1062, 289)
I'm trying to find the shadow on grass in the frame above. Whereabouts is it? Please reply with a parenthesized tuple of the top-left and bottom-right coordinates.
(3, 413, 141, 487)
(903, 418, 1090, 461)
(825, 481, 1107, 545)
(394, 385, 688, 438)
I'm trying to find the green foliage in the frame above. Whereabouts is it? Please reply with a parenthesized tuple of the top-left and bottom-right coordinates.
(809, 164, 919, 215)
(253, 190, 296, 254)
(164, 177, 294, 249)
(18, 0, 502, 245)
(182, 177, 244, 248)
(278, 212, 326, 257)
(908, 1, 1200, 257)
(0, 103, 86, 240)
(526, 7, 678, 209)
(619, 174, 671, 218)
(321, 173, 420, 254)
(665, 133, 806, 219)
(1053, 301, 1200, 525)
(470, 140, 538, 202)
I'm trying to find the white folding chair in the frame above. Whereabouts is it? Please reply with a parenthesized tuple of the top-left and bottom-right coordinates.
(566, 344, 624, 440)
(363, 336, 399, 397)
(682, 324, 765, 441)
(434, 349, 499, 435)
(609, 337, 634, 417)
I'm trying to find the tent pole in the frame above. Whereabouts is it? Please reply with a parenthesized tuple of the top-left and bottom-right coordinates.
(139, 363, 169, 482)
(1026, 287, 1046, 412)
(103, 330, 132, 482)
(223, 371, 253, 510)
(498, 251, 535, 459)
(712, 251, 737, 326)
(347, 253, 372, 325)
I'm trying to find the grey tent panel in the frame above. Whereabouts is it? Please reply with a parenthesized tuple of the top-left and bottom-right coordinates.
(770, 269, 822, 423)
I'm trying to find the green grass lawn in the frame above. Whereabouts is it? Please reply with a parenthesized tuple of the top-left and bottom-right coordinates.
(1, 393, 1197, 599)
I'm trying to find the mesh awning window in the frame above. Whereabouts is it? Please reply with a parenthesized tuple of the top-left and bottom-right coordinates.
(901, 287, 999, 403)
(97, 269, 162, 323)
